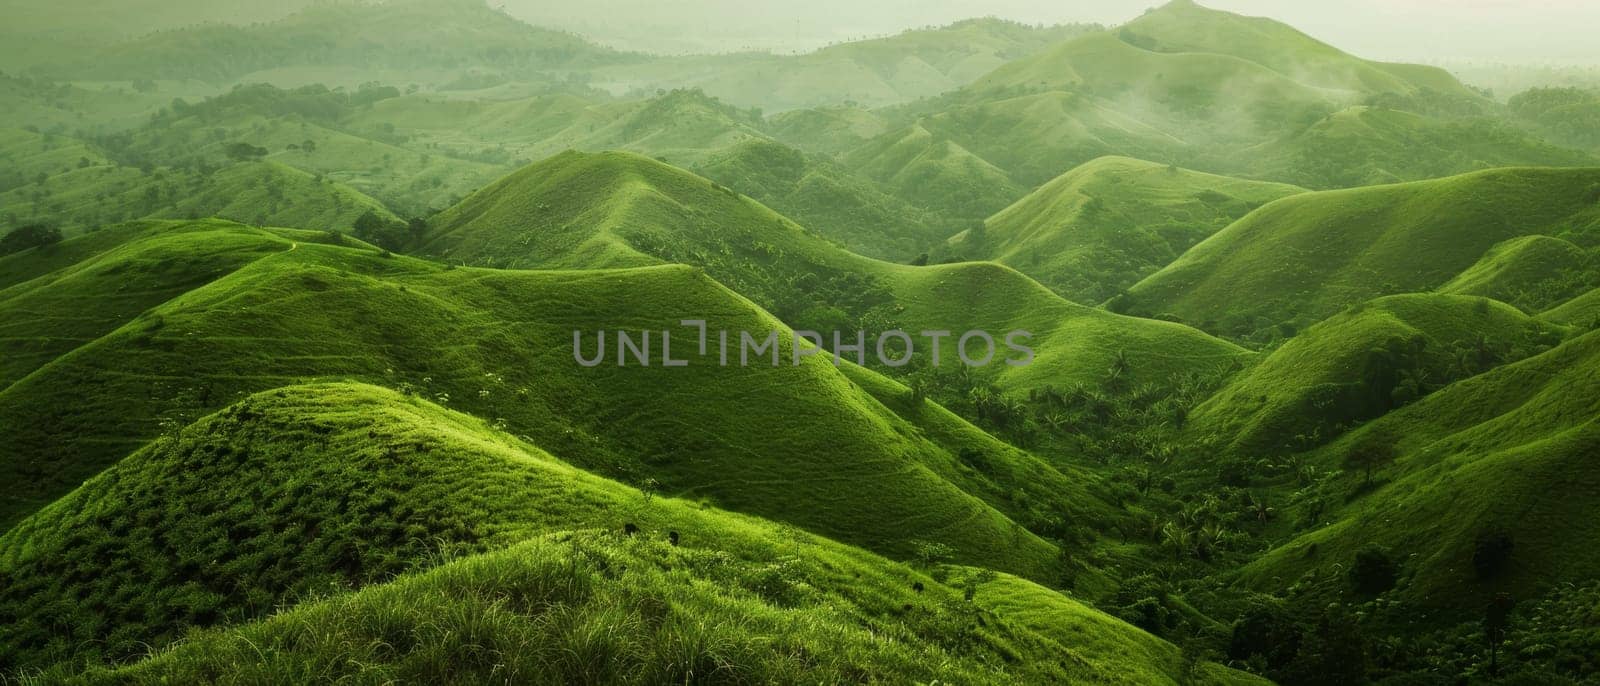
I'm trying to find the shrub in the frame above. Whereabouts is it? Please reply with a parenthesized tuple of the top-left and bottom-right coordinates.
(1350, 544, 1399, 595)
(0, 224, 63, 256)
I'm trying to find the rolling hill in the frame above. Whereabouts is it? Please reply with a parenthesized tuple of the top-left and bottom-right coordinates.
(42, 0, 634, 84)
(1121, 167, 1600, 342)
(693, 138, 945, 260)
(1188, 294, 1567, 456)
(2, 157, 400, 235)
(1234, 106, 1598, 189)
(967, 156, 1305, 304)
(1237, 327, 1600, 618)
(1438, 234, 1599, 313)
(0, 220, 1135, 588)
(587, 18, 1099, 112)
(419, 150, 1250, 392)
(0, 382, 1259, 683)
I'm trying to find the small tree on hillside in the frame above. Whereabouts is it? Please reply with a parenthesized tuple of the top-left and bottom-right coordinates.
(1349, 544, 1399, 595)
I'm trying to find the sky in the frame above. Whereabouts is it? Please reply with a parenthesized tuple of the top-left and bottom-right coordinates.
(502, 0, 1600, 64)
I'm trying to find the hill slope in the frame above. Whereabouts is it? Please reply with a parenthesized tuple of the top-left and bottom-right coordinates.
(969, 156, 1304, 303)
(1237, 329, 1600, 617)
(44, 0, 631, 83)
(0, 222, 1128, 586)
(590, 18, 1099, 112)
(1438, 234, 1598, 313)
(1189, 294, 1567, 455)
(1122, 167, 1600, 341)
(420, 151, 1249, 392)
(1, 383, 1260, 683)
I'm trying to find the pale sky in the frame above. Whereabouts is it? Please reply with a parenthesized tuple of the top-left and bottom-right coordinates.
(502, 0, 1600, 64)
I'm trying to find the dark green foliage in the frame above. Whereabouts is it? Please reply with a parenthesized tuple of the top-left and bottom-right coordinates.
(1473, 533, 1516, 581)
(0, 223, 62, 256)
(1350, 545, 1400, 596)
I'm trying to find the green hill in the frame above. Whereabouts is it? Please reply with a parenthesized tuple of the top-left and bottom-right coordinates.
(43, 0, 631, 84)
(1439, 234, 1599, 313)
(914, 90, 1190, 188)
(767, 105, 891, 156)
(0, 221, 337, 388)
(1121, 167, 1600, 342)
(421, 150, 1248, 391)
(1542, 287, 1600, 328)
(1235, 106, 1598, 189)
(0, 222, 1134, 586)
(1237, 328, 1600, 617)
(590, 18, 1099, 113)
(3, 158, 400, 235)
(968, 156, 1304, 303)
(1189, 294, 1567, 455)
(694, 138, 944, 260)
(843, 123, 1025, 220)
(0, 383, 1257, 682)
(0, 0, 309, 69)
(1112, 0, 1472, 98)
(91, 83, 507, 216)
(0, 127, 109, 192)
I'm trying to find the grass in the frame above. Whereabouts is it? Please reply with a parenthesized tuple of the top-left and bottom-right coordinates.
(1123, 166, 1600, 342)
(1439, 234, 1599, 313)
(970, 156, 1304, 303)
(586, 18, 1099, 113)
(3, 159, 399, 236)
(2, 382, 1256, 684)
(421, 150, 1249, 393)
(1189, 293, 1568, 455)
(843, 123, 1025, 221)
(0, 221, 1106, 584)
(1235, 106, 1598, 189)
(693, 138, 944, 260)
(1236, 329, 1600, 619)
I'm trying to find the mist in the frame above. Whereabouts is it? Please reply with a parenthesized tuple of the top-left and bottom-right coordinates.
(499, 0, 1600, 64)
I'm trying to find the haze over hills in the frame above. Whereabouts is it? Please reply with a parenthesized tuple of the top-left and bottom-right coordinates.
(5, 0, 1600, 683)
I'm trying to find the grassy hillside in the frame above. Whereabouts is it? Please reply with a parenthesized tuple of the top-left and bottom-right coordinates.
(0, 0, 310, 69)
(843, 123, 1025, 220)
(694, 138, 944, 260)
(0, 221, 328, 388)
(1122, 167, 1600, 342)
(1115, 0, 1473, 98)
(967, 156, 1304, 303)
(969, 29, 1335, 148)
(0, 127, 109, 192)
(589, 18, 1099, 112)
(0, 222, 1137, 586)
(1189, 294, 1567, 455)
(43, 0, 631, 84)
(767, 105, 890, 156)
(3, 158, 399, 235)
(421, 151, 1248, 391)
(91, 83, 507, 216)
(1237, 329, 1600, 618)
(1542, 287, 1600, 328)
(0, 385, 1258, 681)
(1236, 106, 1598, 189)
(1439, 234, 1599, 313)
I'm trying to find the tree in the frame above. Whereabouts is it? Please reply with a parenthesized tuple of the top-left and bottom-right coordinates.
(1344, 442, 1394, 487)
(225, 142, 269, 162)
(1350, 544, 1398, 595)
(0, 224, 63, 256)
